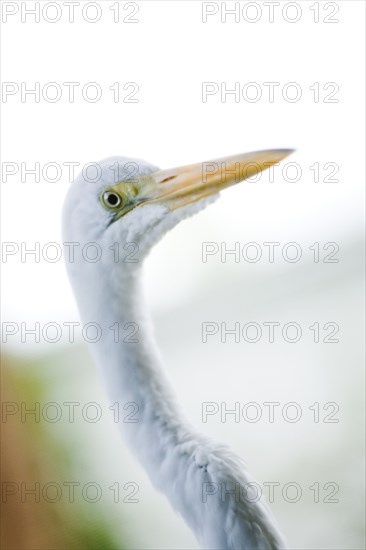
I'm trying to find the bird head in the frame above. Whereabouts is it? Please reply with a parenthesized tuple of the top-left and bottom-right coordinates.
(62, 149, 293, 263)
(62, 149, 293, 327)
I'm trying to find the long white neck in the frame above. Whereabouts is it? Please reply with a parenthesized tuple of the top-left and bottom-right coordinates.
(71, 260, 287, 550)
(76, 263, 199, 506)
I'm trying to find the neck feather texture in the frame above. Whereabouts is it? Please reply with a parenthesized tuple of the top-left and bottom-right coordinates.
(74, 263, 287, 550)
(81, 266, 196, 485)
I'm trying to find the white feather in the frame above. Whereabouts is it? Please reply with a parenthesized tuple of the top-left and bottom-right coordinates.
(63, 157, 287, 550)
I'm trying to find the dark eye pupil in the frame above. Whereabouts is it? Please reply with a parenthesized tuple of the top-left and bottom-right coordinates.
(107, 193, 119, 206)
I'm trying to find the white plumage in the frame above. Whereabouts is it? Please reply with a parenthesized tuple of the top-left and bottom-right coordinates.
(63, 152, 291, 549)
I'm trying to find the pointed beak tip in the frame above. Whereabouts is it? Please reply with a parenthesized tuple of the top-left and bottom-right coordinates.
(268, 148, 295, 162)
(278, 147, 296, 155)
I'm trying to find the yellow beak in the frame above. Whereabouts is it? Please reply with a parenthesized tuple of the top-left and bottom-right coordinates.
(105, 149, 294, 217)
(135, 149, 294, 210)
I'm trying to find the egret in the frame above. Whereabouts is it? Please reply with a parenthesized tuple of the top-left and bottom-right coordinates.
(63, 149, 293, 550)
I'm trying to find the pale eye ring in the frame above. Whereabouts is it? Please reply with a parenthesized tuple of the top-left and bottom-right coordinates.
(102, 191, 122, 209)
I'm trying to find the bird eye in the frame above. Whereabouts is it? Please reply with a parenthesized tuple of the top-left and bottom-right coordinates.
(102, 191, 123, 210)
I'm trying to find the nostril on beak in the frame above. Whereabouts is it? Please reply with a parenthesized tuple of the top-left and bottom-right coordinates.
(160, 176, 177, 184)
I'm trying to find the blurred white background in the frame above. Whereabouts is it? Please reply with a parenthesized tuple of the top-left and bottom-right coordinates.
(1, 1, 365, 549)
